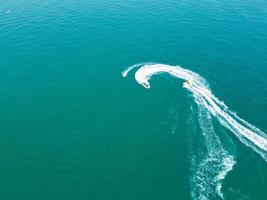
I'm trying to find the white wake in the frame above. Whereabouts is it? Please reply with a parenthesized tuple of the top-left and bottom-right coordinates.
(122, 63, 267, 199)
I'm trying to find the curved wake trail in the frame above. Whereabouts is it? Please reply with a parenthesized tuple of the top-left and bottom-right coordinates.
(122, 63, 267, 199)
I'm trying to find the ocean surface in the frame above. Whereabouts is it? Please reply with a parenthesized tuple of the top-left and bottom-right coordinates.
(1, 1, 267, 200)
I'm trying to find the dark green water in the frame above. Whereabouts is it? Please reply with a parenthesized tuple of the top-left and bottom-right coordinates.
(0, 1, 267, 199)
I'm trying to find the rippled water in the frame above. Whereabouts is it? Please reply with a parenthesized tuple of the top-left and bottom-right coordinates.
(1, 1, 267, 200)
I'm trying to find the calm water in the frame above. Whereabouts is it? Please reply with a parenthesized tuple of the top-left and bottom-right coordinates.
(0, 1, 267, 199)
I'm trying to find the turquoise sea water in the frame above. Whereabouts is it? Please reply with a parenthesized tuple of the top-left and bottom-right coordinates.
(1, 1, 267, 199)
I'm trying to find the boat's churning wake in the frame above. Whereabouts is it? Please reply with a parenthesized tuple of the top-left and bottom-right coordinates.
(122, 63, 267, 199)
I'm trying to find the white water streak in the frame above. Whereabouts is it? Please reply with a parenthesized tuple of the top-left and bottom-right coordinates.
(189, 87, 235, 200)
(122, 63, 147, 78)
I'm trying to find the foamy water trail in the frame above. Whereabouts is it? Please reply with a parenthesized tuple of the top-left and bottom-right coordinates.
(122, 63, 147, 78)
(191, 93, 235, 199)
(122, 63, 267, 199)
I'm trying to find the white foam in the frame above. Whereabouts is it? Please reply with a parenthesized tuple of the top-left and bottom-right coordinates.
(216, 156, 236, 199)
(191, 91, 234, 199)
(122, 63, 147, 78)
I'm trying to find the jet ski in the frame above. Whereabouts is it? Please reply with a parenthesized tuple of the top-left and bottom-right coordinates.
(185, 79, 192, 85)
(143, 82, 150, 89)
(183, 79, 192, 88)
